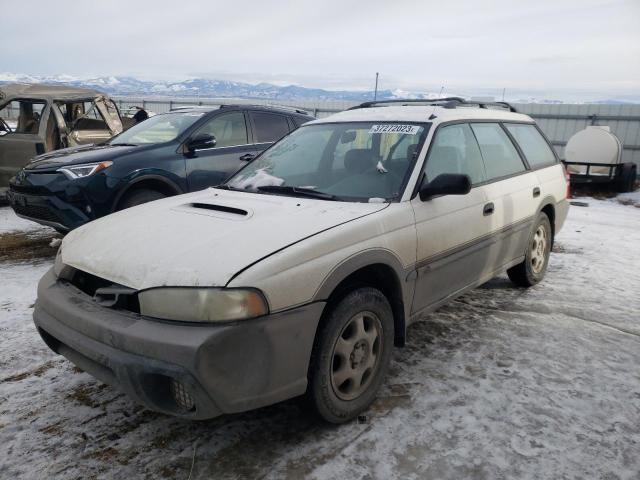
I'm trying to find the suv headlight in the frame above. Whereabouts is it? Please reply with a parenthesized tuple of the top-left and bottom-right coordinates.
(58, 161, 113, 180)
(138, 287, 269, 322)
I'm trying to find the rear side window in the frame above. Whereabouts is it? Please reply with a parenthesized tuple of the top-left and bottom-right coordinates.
(505, 124, 556, 168)
(470, 123, 526, 180)
(250, 112, 290, 143)
(425, 123, 486, 185)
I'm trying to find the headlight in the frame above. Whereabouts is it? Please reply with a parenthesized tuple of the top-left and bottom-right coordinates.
(53, 246, 74, 279)
(138, 287, 269, 322)
(58, 161, 113, 180)
(53, 247, 64, 277)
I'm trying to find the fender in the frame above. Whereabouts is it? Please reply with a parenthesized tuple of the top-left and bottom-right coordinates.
(312, 248, 416, 345)
(111, 174, 183, 212)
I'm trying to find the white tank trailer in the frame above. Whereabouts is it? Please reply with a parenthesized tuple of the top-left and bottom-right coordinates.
(564, 126, 636, 192)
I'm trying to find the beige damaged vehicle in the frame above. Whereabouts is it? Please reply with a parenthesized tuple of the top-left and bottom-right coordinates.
(0, 84, 124, 197)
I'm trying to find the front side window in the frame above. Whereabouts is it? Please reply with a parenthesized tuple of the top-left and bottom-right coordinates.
(505, 123, 556, 168)
(195, 111, 248, 148)
(250, 112, 290, 143)
(470, 123, 526, 180)
(227, 122, 429, 202)
(0, 100, 46, 135)
(425, 123, 486, 185)
(108, 112, 204, 145)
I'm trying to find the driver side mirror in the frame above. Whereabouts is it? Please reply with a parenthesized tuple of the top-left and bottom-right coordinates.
(419, 173, 471, 201)
(186, 133, 216, 152)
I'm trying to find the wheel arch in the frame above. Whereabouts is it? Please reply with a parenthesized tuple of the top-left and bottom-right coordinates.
(112, 174, 183, 212)
(537, 197, 556, 246)
(313, 249, 412, 347)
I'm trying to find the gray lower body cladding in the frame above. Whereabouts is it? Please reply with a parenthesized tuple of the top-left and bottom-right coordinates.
(33, 269, 324, 419)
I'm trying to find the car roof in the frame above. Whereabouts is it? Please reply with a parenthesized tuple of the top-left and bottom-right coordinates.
(310, 105, 533, 125)
(0, 83, 105, 102)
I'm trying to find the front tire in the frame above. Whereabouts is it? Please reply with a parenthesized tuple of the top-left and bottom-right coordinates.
(507, 213, 552, 287)
(308, 287, 394, 423)
(117, 189, 167, 210)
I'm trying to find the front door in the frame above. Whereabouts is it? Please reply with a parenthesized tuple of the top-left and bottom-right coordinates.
(0, 99, 48, 186)
(185, 111, 259, 191)
(410, 122, 493, 315)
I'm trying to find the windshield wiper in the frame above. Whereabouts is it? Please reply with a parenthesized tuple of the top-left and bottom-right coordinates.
(257, 185, 338, 200)
(214, 184, 238, 191)
(109, 142, 139, 147)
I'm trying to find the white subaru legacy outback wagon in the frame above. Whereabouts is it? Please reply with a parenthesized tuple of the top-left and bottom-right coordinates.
(34, 98, 569, 423)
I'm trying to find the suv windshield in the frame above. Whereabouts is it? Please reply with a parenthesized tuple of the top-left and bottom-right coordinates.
(227, 122, 429, 201)
(108, 112, 204, 145)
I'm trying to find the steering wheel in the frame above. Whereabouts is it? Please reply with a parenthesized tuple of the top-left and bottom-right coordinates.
(0, 117, 11, 133)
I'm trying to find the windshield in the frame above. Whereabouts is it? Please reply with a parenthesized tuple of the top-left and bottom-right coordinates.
(108, 112, 204, 145)
(227, 122, 429, 201)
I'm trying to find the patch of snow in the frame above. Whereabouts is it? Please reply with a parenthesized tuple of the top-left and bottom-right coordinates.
(0, 207, 54, 235)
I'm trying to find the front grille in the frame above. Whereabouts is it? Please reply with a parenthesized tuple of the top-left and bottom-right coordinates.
(69, 269, 140, 314)
(9, 184, 50, 195)
(13, 204, 62, 224)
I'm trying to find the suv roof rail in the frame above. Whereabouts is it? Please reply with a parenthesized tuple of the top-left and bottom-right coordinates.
(220, 104, 310, 115)
(168, 104, 310, 115)
(348, 97, 518, 113)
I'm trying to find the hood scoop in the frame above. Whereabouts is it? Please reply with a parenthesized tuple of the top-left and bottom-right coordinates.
(175, 202, 252, 221)
(191, 203, 248, 216)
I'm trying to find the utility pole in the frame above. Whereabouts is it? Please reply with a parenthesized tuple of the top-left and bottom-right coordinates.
(502, 88, 506, 101)
(374, 72, 379, 101)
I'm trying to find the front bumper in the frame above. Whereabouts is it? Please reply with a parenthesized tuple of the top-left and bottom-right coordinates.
(33, 268, 325, 419)
(8, 180, 92, 232)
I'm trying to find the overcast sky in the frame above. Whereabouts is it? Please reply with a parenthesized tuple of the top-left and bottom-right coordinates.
(2, 0, 639, 99)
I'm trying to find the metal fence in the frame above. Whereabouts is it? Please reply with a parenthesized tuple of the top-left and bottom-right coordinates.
(111, 96, 640, 168)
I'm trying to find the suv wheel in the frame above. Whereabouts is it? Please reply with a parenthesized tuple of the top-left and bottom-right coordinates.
(507, 212, 552, 287)
(308, 287, 394, 423)
(118, 189, 166, 210)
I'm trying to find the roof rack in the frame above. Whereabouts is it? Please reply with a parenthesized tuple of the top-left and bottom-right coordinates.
(348, 97, 518, 113)
(220, 104, 309, 115)
(168, 104, 309, 115)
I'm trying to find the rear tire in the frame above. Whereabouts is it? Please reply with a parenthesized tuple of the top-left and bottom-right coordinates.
(118, 189, 166, 210)
(307, 287, 394, 423)
(507, 213, 552, 287)
(616, 163, 637, 193)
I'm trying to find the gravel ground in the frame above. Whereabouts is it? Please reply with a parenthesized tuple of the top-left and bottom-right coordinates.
(1, 195, 639, 480)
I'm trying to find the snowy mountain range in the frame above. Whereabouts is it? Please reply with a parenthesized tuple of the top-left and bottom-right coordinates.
(1, 73, 637, 104)
(0, 73, 402, 101)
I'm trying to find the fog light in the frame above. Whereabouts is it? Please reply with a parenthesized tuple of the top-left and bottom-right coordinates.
(170, 379, 195, 411)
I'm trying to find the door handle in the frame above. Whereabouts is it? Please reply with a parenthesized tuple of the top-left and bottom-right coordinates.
(483, 202, 495, 216)
(239, 153, 255, 161)
(533, 187, 541, 198)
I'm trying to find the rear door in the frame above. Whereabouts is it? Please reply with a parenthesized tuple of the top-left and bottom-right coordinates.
(470, 122, 538, 270)
(410, 122, 492, 314)
(185, 110, 258, 191)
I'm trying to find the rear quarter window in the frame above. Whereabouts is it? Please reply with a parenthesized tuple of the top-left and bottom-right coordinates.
(505, 124, 557, 168)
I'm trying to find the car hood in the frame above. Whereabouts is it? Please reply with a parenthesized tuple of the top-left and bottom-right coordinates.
(25, 144, 140, 171)
(60, 188, 388, 290)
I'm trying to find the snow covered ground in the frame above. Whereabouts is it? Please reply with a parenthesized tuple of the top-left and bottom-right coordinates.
(1, 197, 639, 479)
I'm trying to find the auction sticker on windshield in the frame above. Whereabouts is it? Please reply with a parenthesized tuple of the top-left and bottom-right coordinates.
(368, 124, 421, 135)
